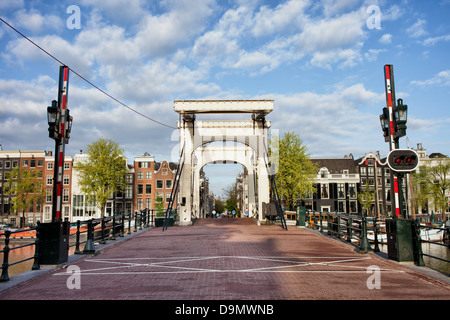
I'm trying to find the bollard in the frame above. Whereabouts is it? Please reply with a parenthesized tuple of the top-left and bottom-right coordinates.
(74, 220, 82, 254)
(347, 218, 352, 243)
(83, 220, 96, 254)
(111, 216, 116, 240)
(100, 219, 106, 244)
(120, 214, 125, 237)
(32, 222, 40, 270)
(0, 230, 11, 282)
(412, 219, 425, 266)
(134, 212, 138, 232)
(359, 217, 372, 253)
(373, 217, 380, 252)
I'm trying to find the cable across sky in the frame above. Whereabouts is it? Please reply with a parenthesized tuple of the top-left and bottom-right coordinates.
(0, 17, 177, 130)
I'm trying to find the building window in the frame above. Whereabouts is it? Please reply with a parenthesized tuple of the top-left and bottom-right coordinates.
(348, 183, 356, 198)
(137, 172, 143, 180)
(166, 180, 173, 189)
(338, 201, 346, 213)
(38, 159, 44, 167)
(44, 206, 51, 221)
(64, 162, 70, 170)
(321, 184, 329, 199)
(125, 185, 132, 198)
(360, 167, 366, 175)
(63, 189, 69, 202)
(145, 184, 152, 194)
(137, 198, 143, 210)
(145, 198, 151, 209)
(137, 184, 143, 195)
(63, 175, 70, 185)
(368, 167, 374, 176)
(145, 171, 152, 180)
(162, 168, 168, 175)
(47, 162, 53, 170)
(126, 174, 133, 184)
(166, 193, 171, 203)
(156, 180, 163, 189)
(46, 189, 52, 202)
(349, 201, 357, 213)
(22, 160, 28, 167)
(337, 183, 345, 199)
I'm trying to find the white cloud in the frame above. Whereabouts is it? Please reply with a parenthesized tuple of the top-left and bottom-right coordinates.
(407, 19, 428, 38)
(379, 34, 392, 44)
(411, 70, 450, 86)
(13, 9, 64, 34)
(422, 34, 450, 46)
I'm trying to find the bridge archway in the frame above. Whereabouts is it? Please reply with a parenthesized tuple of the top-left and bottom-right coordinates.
(174, 100, 274, 226)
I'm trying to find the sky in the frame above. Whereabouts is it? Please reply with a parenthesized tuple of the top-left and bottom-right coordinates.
(1, 0, 450, 197)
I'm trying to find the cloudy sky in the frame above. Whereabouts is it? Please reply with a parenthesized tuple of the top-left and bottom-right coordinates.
(1, 0, 450, 196)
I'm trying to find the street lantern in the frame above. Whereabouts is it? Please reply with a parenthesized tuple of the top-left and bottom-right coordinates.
(395, 98, 407, 124)
(394, 98, 407, 138)
(47, 100, 59, 140)
(379, 107, 390, 142)
(65, 110, 73, 140)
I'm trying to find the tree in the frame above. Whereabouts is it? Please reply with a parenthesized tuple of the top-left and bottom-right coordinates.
(214, 198, 225, 214)
(4, 167, 44, 227)
(358, 182, 375, 217)
(270, 132, 317, 210)
(155, 193, 165, 217)
(223, 183, 238, 216)
(74, 138, 127, 217)
(412, 157, 450, 222)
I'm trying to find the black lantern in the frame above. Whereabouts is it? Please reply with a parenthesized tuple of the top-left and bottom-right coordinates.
(47, 100, 59, 140)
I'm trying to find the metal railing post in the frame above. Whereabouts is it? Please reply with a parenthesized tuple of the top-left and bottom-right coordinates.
(359, 216, 372, 253)
(32, 222, 40, 270)
(0, 230, 11, 282)
(74, 220, 82, 254)
(373, 217, 380, 252)
(100, 218, 106, 244)
(347, 217, 352, 243)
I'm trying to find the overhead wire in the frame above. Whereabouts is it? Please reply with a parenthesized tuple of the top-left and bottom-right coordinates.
(0, 17, 177, 130)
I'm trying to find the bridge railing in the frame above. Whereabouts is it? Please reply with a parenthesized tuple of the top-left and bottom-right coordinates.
(0, 210, 155, 282)
(304, 211, 450, 271)
(306, 211, 372, 253)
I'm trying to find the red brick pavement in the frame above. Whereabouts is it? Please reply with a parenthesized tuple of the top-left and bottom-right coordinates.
(0, 218, 449, 301)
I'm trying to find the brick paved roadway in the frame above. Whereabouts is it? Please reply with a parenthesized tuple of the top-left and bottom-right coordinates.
(0, 218, 449, 300)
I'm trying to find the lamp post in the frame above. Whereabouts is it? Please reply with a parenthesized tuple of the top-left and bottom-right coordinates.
(41, 66, 72, 265)
(47, 66, 72, 222)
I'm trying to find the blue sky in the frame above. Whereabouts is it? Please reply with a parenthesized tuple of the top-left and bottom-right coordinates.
(1, 0, 450, 197)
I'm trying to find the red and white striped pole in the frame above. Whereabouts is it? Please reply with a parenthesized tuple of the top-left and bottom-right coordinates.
(384, 65, 401, 218)
(52, 66, 69, 222)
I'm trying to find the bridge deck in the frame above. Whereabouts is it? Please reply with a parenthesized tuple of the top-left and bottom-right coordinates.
(0, 218, 449, 301)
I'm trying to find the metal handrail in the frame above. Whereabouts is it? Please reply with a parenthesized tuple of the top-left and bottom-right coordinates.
(0, 210, 154, 282)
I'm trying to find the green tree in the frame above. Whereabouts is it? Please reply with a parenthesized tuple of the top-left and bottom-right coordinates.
(412, 157, 450, 221)
(74, 138, 127, 217)
(4, 167, 44, 227)
(155, 193, 165, 217)
(223, 183, 238, 215)
(214, 198, 225, 214)
(270, 132, 317, 210)
(358, 182, 375, 217)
